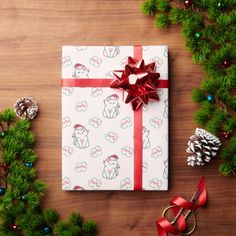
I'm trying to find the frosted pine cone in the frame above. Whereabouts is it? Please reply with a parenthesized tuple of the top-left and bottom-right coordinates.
(187, 128, 221, 166)
(14, 97, 38, 120)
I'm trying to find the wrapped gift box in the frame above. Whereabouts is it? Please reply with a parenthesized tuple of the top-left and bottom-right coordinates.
(61, 45, 169, 191)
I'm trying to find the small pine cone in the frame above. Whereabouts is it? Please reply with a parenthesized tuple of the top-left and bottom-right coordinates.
(186, 128, 221, 166)
(14, 97, 38, 120)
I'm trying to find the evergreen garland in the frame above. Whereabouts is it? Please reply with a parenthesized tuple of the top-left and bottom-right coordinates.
(141, 0, 236, 176)
(0, 109, 96, 236)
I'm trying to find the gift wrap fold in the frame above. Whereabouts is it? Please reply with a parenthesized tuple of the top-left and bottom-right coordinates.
(61, 45, 169, 191)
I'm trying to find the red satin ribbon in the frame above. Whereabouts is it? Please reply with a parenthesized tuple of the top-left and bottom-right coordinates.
(61, 79, 111, 87)
(133, 46, 143, 190)
(156, 176, 207, 236)
(61, 78, 168, 88)
(61, 45, 169, 191)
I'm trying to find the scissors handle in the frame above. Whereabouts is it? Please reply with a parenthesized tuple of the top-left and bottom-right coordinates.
(183, 211, 197, 235)
(162, 205, 184, 224)
(162, 205, 197, 235)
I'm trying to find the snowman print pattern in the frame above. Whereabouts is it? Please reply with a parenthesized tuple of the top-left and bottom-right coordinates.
(103, 94, 120, 119)
(103, 46, 120, 58)
(72, 124, 90, 149)
(163, 99, 168, 118)
(73, 63, 89, 78)
(142, 126, 151, 149)
(102, 155, 120, 180)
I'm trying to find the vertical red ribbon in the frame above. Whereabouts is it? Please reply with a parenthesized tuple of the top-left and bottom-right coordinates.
(133, 45, 143, 191)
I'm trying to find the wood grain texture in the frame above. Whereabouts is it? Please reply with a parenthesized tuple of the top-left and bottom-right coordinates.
(0, 1, 235, 235)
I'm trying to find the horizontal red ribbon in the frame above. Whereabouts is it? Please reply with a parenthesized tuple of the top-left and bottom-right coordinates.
(61, 78, 168, 88)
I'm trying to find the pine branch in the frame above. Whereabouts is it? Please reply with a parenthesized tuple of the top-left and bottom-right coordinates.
(0, 109, 97, 235)
(141, 0, 236, 176)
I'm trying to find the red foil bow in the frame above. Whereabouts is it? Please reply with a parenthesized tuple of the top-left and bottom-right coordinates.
(110, 57, 160, 111)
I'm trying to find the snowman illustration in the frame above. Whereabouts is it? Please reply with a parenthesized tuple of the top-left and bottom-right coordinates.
(143, 126, 151, 149)
(73, 63, 89, 78)
(103, 46, 120, 58)
(103, 94, 120, 119)
(102, 155, 120, 180)
(72, 124, 90, 149)
(73, 185, 85, 191)
(163, 160, 168, 179)
(163, 99, 168, 118)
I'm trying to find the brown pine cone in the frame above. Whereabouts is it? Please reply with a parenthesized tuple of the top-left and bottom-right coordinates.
(186, 128, 221, 166)
(14, 97, 38, 120)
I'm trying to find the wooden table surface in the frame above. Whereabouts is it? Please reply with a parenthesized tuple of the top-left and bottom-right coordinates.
(0, 1, 235, 235)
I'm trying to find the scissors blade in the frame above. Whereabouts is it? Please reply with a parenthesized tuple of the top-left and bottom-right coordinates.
(190, 188, 202, 203)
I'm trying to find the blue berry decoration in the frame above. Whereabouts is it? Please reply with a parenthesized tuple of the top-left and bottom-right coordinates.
(43, 226, 52, 234)
(206, 94, 214, 102)
(0, 131, 6, 138)
(24, 162, 33, 168)
(217, 2, 224, 9)
(0, 187, 6, 196)
(194, 32, 202, 39)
